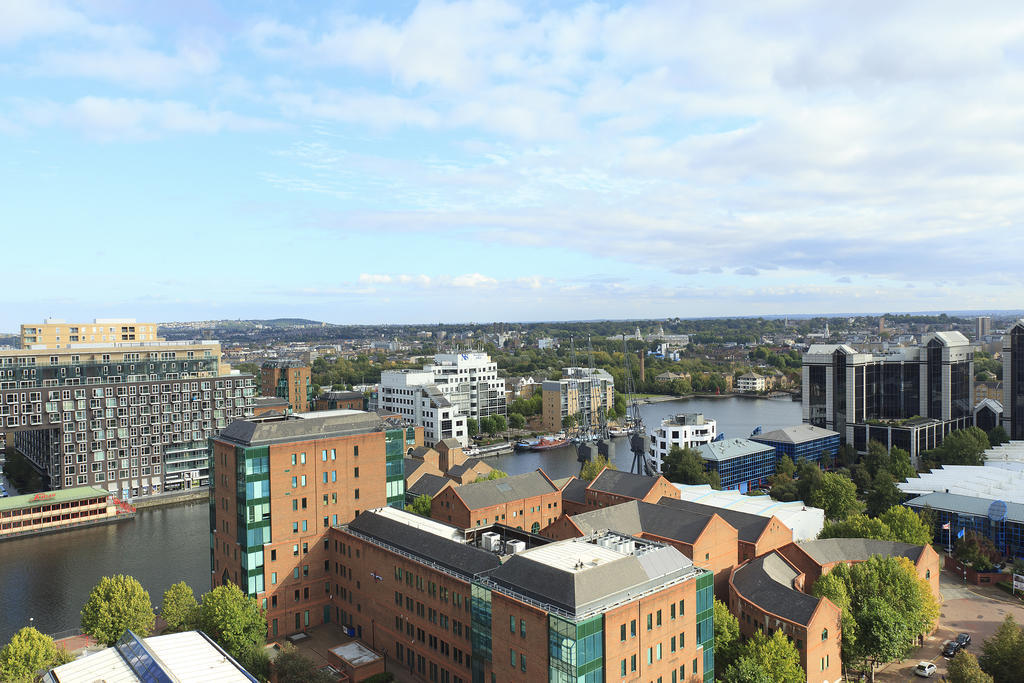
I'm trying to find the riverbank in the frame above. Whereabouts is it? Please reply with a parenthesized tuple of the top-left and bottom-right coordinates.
(132, 488, 208, 509)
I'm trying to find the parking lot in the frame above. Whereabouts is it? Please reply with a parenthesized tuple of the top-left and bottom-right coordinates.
(875, 567, 1024, 680)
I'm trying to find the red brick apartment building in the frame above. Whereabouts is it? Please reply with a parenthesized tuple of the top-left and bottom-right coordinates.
(655, 496, 793, 564)
(329, 507, 717, 683)
(431, 469, 562, 532)
(210, 412, 420, 637)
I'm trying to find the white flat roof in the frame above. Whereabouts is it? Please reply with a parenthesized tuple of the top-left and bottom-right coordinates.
(519, 537, 628, 573)
(329, 641, 381, 666)
(673, 484, 825, 541)
(294, 409, 365, 419)
(369, 506, 466, 544)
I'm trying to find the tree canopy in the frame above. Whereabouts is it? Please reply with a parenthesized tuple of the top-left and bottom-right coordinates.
(197, 583, 266, 660)
(80, 574, 156, 646)
(820, 506, 932, 545)
(662, 446, 721, 489)
(922, 426, 989, 468)
(0, 627, 73, 682)
(721, 629, 804, 683)
(273, 644, 336, 683)
(812, 555, 938, 668)
(160, 581, 199, 633)
(580, 455, 615, 483)
(808, 471, 865, 520)
(948, 649, 994, 683)
(406, 494, 432, 517)
(713, 598, 741, 673)
(978, 615, 1024, 682)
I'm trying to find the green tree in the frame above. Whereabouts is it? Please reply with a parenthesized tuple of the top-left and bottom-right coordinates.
(474, 469, 509, 482)
(812, 556, 938, 669)
(406, 494, 432, 517)
(160, 581, 199, 633)
(837, 443, 858, 469)
(0, 627, 73, 682)
(580, 455, 616, 483)
(722, 630, 804, 683)
(775, 455, 796, 479)
(887, 447, 915, 481)
(662, 446, 721, 489)
(491, 414, 507, 433)
(866, 470, 903, 517)
(978, 614, 1024, 683)
(561, 414, 577, 430)
(508, 413, 526, 430)
(988, 426, 1010, 448)
(878, 505, 933, 545)
(273, 644, 335, 683)
(931, 427, 990, 467)
(948, 649, 994, 683)
(713, 598, 741, 672)
(819, 513, 894, 541)
(197, 583, 266, 660)
(479, 415, 495, 435)
(808, 472, 864, 520)
(466, 418, 479, 438)
(80, 574, 156, 646)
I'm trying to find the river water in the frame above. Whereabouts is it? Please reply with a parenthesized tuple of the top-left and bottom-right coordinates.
(0, 396, 800, 644)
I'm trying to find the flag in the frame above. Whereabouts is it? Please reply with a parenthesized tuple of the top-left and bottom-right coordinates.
(942, 522, 951, 530)
(957, 528, 965, 539)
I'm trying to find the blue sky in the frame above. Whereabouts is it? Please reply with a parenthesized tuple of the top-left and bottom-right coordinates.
(3, 0, 1024, 330)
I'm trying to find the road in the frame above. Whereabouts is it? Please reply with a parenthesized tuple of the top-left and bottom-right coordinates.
(874, 567, 1024, 680)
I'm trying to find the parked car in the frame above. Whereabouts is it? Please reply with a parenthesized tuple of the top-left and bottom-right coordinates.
(914, 662, 937, 678)
(956, 632, 972, 648)
(942, 640, 962, 658)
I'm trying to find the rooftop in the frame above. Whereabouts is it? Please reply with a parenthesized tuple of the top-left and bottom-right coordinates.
(588, 469, 662, 499)
(567, 500, 723, 544)
(904, 491, 1024, 524)
(657, 496, 772, 543)
(0, 486, 109, 513)
(453, 469, 557, 510)
(215, 412, 382, 447)
(43, 630, 256, 683)
(796, 538, 926, 565)
(752, 424, 840, 445)
(328, 641, 382, 667)
(697, 438, 775, 462)
(899, 463, 1024, 506)
(731, 552, 822, 626)
(406, 473, 451, 499)
(671, 484, 823, 541)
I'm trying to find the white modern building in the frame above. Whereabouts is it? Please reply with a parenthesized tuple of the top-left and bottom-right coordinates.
(426, 351, 507, 419)
(648, 413, 718, 472)
(376, 369, 468, 447)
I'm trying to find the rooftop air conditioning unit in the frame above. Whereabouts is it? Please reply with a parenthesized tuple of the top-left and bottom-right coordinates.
(481, 532, 501, 552)
(506, 540, 526, 554)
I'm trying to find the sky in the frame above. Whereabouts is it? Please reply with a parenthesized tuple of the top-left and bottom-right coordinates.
(3, 0, 1024, 330)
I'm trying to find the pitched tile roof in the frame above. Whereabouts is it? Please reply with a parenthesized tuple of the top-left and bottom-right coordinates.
(731, 552, 822, 626)
(588, 469, 661, 499)
(454, 470, 557, 510)
(657, 497, 771, 543)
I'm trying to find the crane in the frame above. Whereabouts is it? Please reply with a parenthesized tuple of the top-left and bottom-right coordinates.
(622, 334, 656, 476)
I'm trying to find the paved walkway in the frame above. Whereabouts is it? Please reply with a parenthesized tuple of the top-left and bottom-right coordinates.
(874, 567, 1024, 681)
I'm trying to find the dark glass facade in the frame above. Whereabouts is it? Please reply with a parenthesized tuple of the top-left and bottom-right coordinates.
(1012, 328, 1024, 439)
(808, 366, 826, 428)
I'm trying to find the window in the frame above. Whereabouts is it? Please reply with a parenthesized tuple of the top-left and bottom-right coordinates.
(354, 467, 359, 478)
(657, 643, 662, 660)
(510, 649, 516, 667)
(671, 603, 676, 620)
(621, 660, 626, 677)
(300, 452, 306, 464)
(291, 454, 297, 465)
(291, 476, 297, 488)
(300, 475, 306, 486)
(822, 628, 828, 641)
(620, 624, 626, 642)
(293, 544, 298, 556)
(671, 636, 676, 652)
(631, 655, 636, 672)
(520, 653, 526, 672)
(510, 616, 516, 633)
(647, 648, 653, 665)
(657, 609, 662, 626)
(630, 619, 636, 638)
(647, 614, 653, 630)
(520, 619, 526, 637)
(271, 573, 277, 585)
(355, 488, 360, 500)
(354, 445, 359, 457)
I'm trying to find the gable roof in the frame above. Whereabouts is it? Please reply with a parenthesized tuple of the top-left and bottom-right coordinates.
(568, 500, 724, 545)
(453, 469, 557, 510)
(406, 473, 451, 499)
(588, 469, 661, 499)
(795, 538, 926, 566)
(657, 496, 772, 543)
(347, 510, 500, 579)
(447, 458, 488, 479)
(559, 477, 588, 504)
(437, 437, 463, 450)
(731, 552, 822, 626)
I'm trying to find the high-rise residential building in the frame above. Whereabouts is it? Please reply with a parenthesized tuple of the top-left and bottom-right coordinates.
(977, 316, 992, 339)
(541, 367, 615, 434)
(209, 412, 421, 634)
(330, 507, 715, 682)
(1, 320, 254, 497)
(1003, 319, 1024, 439)
(377, 351, 504, 446)
(261, 360, 313, 413)
(20, 318, 161, 348)
(802, 332, 974, 458)
(377, 370, 469, 446)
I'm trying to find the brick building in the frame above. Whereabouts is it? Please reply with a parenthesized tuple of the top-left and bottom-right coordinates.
(560, 469, 680, 515)
(431, 469, 561, 532)
(261, 360, 313, 413)
(330, 507, 716, 683)
(543, 500, 739, 599)
(209, 412, 421, 637)
(315, 390, 366, 412)
(656, 497, 793, 564)
(729, 552, 842, 683)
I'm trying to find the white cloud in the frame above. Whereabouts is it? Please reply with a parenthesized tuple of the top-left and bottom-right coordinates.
(358, 273, 393, 284)
(450, 273, 498, 288)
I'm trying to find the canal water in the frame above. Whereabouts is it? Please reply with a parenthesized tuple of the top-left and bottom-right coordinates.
(0, 396, 800, 644)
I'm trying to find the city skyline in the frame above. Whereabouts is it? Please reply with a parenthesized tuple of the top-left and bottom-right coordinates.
(4, 1, 1024, 328)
